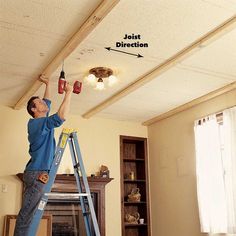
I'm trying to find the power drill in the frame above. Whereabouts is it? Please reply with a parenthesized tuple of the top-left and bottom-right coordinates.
(58, 70, 66, 94)
(58, 70, 82, 94)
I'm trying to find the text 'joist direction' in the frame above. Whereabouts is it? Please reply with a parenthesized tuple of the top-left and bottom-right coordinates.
(116, 33, 148, 48)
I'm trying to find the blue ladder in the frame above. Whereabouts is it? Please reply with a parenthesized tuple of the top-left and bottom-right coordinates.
(27, 128, 101, 236)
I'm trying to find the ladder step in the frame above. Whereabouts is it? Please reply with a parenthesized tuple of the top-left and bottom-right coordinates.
(83, 211, 91, 216)
(45, 192, 89, 199)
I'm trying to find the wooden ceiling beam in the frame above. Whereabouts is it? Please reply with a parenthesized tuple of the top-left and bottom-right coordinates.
(82, 15, 236, 119)
(143, 82, 236, 126)
(14, 0, 120, 110)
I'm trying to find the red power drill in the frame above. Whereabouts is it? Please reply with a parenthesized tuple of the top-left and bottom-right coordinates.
(73, 81, 82, 94)
(58, 70, 82, 94)
(58, 70, 66, 94)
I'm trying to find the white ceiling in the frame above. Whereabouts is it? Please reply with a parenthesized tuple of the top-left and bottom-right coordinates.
(1, 0, 236, 124)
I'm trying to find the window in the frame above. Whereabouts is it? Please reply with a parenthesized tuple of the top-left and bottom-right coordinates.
(194, 107, 236, 234)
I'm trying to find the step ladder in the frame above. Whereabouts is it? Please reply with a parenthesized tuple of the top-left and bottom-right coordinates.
(27, 128, 101, 236)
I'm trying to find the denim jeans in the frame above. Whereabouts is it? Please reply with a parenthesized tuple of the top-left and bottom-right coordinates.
(14, 171, 47, 236)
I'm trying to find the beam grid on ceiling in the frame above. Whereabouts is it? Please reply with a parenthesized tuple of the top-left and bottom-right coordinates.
(82, 15, 236, 120)
(143, 81, 236, 126)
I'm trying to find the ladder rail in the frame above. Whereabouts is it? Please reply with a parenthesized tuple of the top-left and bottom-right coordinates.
(68, 136, 93, 236)
(70, 132, 101, 236)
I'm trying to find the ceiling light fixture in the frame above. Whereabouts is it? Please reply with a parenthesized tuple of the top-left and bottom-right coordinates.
(85, 67, 118, 90)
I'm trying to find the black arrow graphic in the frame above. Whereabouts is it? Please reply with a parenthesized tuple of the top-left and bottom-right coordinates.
(105, 47, 143, 58)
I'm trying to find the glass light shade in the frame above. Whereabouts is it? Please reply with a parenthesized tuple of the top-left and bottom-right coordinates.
(95, 78, 105, 90)
(86, 74, 97, 86)
(108, 75, 118, 86)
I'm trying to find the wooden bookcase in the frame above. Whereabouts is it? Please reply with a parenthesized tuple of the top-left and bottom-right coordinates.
(120, 136, 150, 236)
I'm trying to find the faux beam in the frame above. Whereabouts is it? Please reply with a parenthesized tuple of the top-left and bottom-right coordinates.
(14, 0, 120, 110)
(143, 82, 236, 126)
(82, 15, 236, 119)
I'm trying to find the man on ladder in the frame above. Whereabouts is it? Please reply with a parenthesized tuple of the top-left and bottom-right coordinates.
(14, 75, 72, 236)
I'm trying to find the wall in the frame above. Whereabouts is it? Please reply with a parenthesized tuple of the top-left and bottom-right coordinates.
(148, 89, 236, 236)
(0, 104, 147, 236)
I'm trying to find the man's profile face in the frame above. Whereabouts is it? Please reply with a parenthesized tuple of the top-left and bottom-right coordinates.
(33, 98, 49, 114)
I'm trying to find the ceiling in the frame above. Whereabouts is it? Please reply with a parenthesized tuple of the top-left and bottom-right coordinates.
(1, 0, 236, 125)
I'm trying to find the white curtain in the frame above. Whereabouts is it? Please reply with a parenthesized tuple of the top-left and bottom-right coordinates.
(194, 115, 227, 233)
(222, 107, 236, 233)
(194, 108, 236, 234)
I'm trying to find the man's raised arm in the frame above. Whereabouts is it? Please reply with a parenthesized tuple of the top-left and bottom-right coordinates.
(38, 74, 50, 100)
(57, 82, 73, 120)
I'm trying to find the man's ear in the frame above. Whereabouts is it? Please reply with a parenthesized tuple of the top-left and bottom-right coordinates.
(31, 107, 36, 113)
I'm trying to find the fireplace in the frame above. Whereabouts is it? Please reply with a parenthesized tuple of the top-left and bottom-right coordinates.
(17, 173, 113, 236)
(44, 194, 97, 236)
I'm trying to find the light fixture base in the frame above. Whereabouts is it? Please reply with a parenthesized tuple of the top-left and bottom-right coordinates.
(89, 67, 113, 78)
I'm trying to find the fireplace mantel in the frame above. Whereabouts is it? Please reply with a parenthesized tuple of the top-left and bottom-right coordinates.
(16, 173, 113, 236)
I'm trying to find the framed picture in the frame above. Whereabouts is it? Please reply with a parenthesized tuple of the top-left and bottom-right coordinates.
(3, 215, 52, 236)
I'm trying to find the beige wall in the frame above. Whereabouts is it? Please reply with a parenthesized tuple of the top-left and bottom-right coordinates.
(3, 89, 235, 236)
(0, 104, 147, 236)
(148, 89, 236, 236)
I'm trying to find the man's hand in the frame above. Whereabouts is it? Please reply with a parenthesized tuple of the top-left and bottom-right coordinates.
(38, 74, 50, 100)
(64, 82, 73, 94)
(38, 74, 49, 86)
